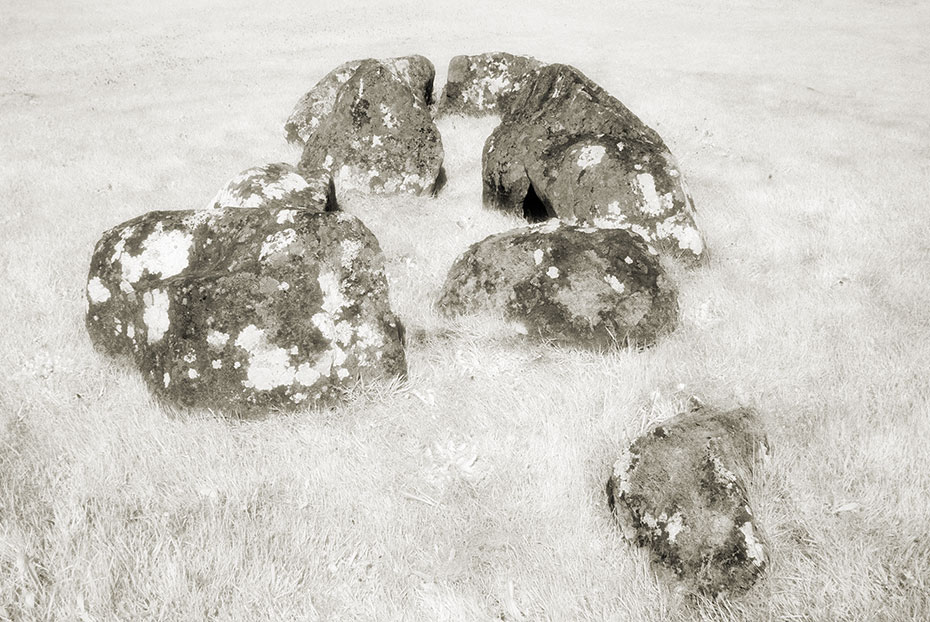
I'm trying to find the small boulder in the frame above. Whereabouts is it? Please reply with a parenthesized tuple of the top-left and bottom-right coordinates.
(436, 221, 678, 349)
(606, 403, 770, 596)
(207, 163, 337, 212)
(290, 56, 445, 195)
(436, 52, 543, 117)
(483, 64, 705, 265)
(86, 208, 406, 413)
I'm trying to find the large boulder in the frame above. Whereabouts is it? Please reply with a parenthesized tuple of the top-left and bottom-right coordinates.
(606, 403, 770, 596)
(436, 52, 543, 117)
(289, 55, 445, 195)
(483, 64, 705, 265)
(436, 221, 678, 349)
(207, 163, 337, 212)
(285, 55, 435, 146)
(85, 208, 406, 413)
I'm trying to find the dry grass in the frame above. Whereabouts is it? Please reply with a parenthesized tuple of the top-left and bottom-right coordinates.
(2, 0, 929, 619)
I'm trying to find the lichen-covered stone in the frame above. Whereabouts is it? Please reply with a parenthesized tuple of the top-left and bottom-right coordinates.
(436, 52, 543, 117)
(482, 64, 705, 265)
(285, 55, 435, 146)
(436, 221, 678, 349)
(85, 208, 406, 413)
(606, 403, 770, 596)
(289, 55, 445, 195)
(207, 163, 337, 212)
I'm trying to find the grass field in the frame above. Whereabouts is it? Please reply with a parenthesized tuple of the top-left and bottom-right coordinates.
(2, 0, 929, 619)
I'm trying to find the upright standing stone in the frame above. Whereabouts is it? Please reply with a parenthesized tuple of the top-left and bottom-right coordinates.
(437, 52, 543, 116)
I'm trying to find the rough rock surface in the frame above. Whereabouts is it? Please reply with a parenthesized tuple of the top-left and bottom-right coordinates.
(285, 55, 435, 146)
(86, 208, 406, 413)
(437, 52, 543, 116)
(483, 64, 705, 265)
(606, 403, 770, 596)
(436, 221, 678, 349)
(207, 163, 337, 212)
(289, 55, 445, 195)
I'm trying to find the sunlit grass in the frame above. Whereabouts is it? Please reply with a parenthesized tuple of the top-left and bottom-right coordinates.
(1, 0, 929, 620)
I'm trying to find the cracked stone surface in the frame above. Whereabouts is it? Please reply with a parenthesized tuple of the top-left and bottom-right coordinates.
(289, 55, 445, 195)
(85, 207, 406, 413)
(436, 221, 678, 349)
(207, 163, 337, 212)
(437, 52, 543, 117)
(606, 403, 770, 596)
(482, 63, 705, 266)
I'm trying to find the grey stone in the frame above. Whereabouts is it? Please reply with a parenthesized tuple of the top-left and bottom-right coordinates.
(607, 403, 770, 596)
(85, 207, 406, 414)
(436, 221, 678, 349)
(483, 64, 705, 266)
(437, 52, 543, 117)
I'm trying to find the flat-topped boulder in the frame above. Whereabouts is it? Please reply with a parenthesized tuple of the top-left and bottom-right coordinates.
(288, 55, 445, 195)
(607, 403, 770, 596)
(436, 221, 678, 349)
(86, 207, 406, 413)
(483, 64, 705, 265)
(208, 163, 336, 212)
(437, 52, 543, 116)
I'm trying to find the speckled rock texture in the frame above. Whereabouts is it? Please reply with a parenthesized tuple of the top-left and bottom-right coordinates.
(482, 63, 705, 266)
(207, 163, 337, 212)
(85, 208, 406, 414)
(606, 403, 770, 597)
(285, 55, 435, 146)
(290, 55, 445, 195)
(436, 52, 543, 117)
(436, 221, 678, 349)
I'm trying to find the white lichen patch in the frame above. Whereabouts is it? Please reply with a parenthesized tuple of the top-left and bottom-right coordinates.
(183, 352, 197, 364)
(546, 266, 560, 279)
(276, 209, 297, 224)
(624, 256, 634, 264)
(380, 103, 397, 128)
(188, 368, 199, 379)
(616, 142, 625, 151)
(533, 249, 544, 265)
(260, 228, 297, 259)
(142, 289, 170, 344)
(577, 145, 606, 169)
(212, 360, 222, 369)
(355, 323, 384, 349)
(340, 239, 363, 267)
(665, 512, 685, 543)
(604, 274, 626, 293)
(655, 217, 704, 255)
(206, 330, 229, 348)
(611, 447, 634, 495)
(163, 372, 170, 387)
(740, 521, 766, 566)
(234, 325, 298, 391)
(318, 270, 349, 314)
(119, 226, 194, 284)
(87, 277, 111, 304)
(635, 174, 668, 217)
(126, 325, 135, 339)
(263, 173, 310, 200)
(606, 201, 622, 216)
(371, 135, 383, 147)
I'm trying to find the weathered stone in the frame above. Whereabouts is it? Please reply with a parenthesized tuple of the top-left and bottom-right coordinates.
(285, 55, 435, 146)
(437, 52, 543, 117)
(483, 64, 705, 265)
(85, 208, 406, 413)
(607, 403, 770, 597)
(436, 221, 678, 349)
(207, 163, 337, 212)
(295, 57, 445, 195)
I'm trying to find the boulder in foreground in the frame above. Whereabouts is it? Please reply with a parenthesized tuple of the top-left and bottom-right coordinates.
(437, 221, 678, 349)
(86, 208, 406, 413)
(607, 403, 770, 596)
